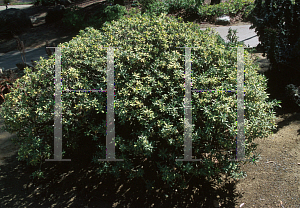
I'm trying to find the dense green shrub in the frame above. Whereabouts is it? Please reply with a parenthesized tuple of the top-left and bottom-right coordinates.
(139, 0, 201, 15)
(138, 0, 201, 16)
(249, 0, 300, 73)
(62, 4, 127, 31)
(0, 12, 280, 193)
(139, 0, 253, 20)
(165, 0, 202, 13)
(139, 0, 157, 13)
(197, 0, 255, 22)
(103, 3, 128, 22)
(141, 0, 170, 16)
(62, 6, 85, 31)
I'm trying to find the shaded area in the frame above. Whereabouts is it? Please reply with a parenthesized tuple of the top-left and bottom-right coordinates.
(0, 150, 243, 207)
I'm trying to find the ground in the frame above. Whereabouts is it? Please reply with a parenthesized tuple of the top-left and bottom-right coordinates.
(0, 1, 299, 207)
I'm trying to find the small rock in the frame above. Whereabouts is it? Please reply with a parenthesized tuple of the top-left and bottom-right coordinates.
(30, 16, 38, 24)
(216, 15, 230, 25)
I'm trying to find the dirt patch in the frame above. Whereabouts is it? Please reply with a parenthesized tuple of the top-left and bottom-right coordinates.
(235, 112, 300, 207)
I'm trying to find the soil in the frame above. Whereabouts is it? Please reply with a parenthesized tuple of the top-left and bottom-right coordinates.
(0, 1, 299, 208)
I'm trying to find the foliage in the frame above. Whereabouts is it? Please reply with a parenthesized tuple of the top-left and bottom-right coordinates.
(32, 0, 40, 6)
(127, 7, 142, 16)
(197, 0, 255, 22)
(131, 0, 140, 7)
(139, 0, 156, 13)
(3, 0, 11, 5)
(139, 0, 203, 15)
(120, 0, 253, 21)
(41, 0, 56, 6)
(0, 70, 21, 105)
(286, 84, 300, 107)
(249, 0, 300, 73)
(0, 13, 280, 193)
(62, 4, 127, 31)
(141, 0, 170, 16)
(165, 0, 202, 13)
(226, 28, 239, 44)
(62, 6, 86, 31)
(225, 28, 245, 47)
(103, 3, 128, 23)
(106, 0, 114, 4)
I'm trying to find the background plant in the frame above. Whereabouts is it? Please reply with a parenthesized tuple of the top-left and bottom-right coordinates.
(62, 4, 127, 31)
(103, 4, 128, 23)
(285, 84, 300, 107)
(197, 0, 255, 22)
(249, 0, 300, 109)
(62, 6, 86, 31)
(225, 28, 245, 47)
(3, 0, 10, 5)
(249, 0, 300, 73)
(0, 13, 280, 196)
(141, 0, 170, 16)
(166, 0, 201, 13)
(138, 0, 156, 13)
(0, 70, 20, 105)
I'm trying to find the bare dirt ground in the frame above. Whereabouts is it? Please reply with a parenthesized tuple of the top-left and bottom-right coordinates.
(0, 1, 299, 207)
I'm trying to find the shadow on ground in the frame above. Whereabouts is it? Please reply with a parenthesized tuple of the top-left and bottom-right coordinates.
(0, 149, 245, 207)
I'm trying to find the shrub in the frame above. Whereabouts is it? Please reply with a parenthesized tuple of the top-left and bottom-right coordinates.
(0, 70, 22, 105)
(62, 6, 86, 31)
(197, 0, 255, 22)
(0, 12, 280, 194)
(62, 4, 127, 31)
(103, 4, 128, 23)
(249, 0, 300, 107)
(139, 0, 157, 13)
(249, 0, 300, 72)
(166, 0, 200, 13)
(142, 0, 170, 16)
(286, 84, 300, 107)
(127, 7, 141, 16)
(131, 0, 140, 7)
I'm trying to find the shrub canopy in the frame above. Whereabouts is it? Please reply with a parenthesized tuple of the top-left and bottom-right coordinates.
(0, 12, 280, 192)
